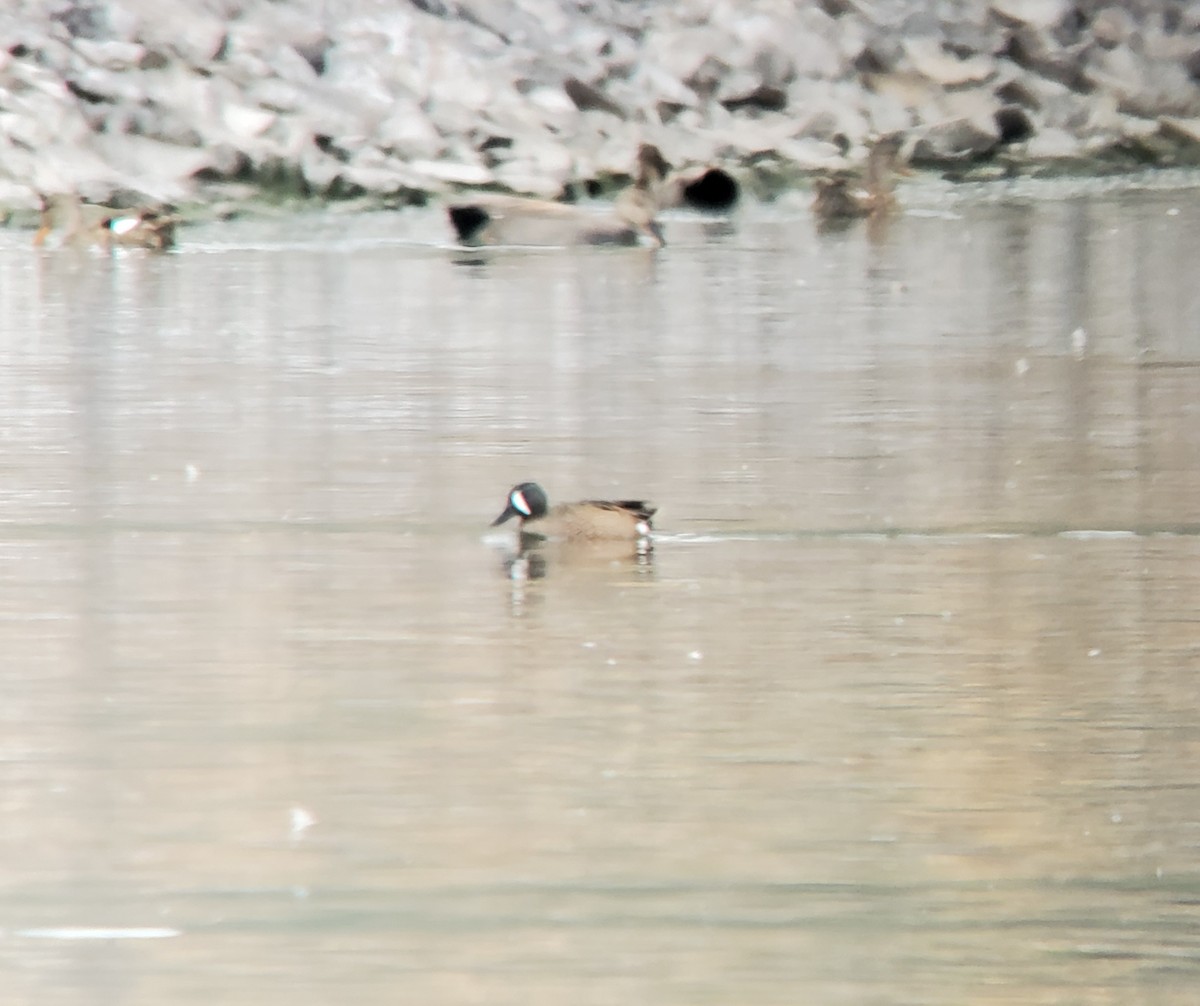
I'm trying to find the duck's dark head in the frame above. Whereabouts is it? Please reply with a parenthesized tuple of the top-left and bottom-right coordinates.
(635, 143, 672, 185)
(492, 482, 549, 526)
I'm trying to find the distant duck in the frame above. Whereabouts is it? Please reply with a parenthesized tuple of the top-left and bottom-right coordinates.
(102, 208, 177, 250)
(34, 194, 177, 250)
(33, 194, 109, 249)
(447, 144, 667, 248)
(811, 134, 907, 226)
(491, 482, 656, 541)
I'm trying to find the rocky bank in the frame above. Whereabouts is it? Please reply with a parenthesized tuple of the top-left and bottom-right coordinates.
(4, 0, 1200, 218)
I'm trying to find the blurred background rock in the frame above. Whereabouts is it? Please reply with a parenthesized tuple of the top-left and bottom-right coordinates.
(3, 0, 1200, 218)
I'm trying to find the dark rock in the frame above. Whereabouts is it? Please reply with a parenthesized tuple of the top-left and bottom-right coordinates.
(720, 83, 788, 113)
(996, 104, 1036, 142)
(53, 4, 109, 41)
(1001, 25, 1095, 93)
(563, 76, 625, 117)
(678, 167, 739, 210)
(996, 77, 1043, 109)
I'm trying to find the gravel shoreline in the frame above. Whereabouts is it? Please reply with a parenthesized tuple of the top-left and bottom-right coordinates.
(4, 0, 1200, 221)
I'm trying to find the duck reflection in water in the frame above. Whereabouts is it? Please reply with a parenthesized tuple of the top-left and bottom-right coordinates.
(499, 535, 655, 582)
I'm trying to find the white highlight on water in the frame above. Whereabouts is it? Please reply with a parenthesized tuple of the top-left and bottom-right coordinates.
(17, 927, 181, 940)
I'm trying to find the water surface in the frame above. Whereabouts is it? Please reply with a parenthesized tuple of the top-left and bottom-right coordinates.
(2, 176, 1200, 1004)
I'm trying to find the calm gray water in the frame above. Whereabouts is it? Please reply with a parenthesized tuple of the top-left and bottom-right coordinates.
(2, 175, 1200, 1004)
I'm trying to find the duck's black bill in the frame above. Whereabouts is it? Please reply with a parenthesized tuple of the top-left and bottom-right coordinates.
(491, 504, 518, 527)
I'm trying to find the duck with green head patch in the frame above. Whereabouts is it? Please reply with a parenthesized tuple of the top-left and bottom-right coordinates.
(447, 144, 669, 248)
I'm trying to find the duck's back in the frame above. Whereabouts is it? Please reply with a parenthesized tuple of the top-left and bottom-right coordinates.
(532, 499, 656, 540)
(583, 499, 657, 522)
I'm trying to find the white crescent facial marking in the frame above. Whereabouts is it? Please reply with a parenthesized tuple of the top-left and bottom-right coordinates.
(512, 489, 531, 516)
(636, 521, 650, 536)
(110, 216, 140, 236)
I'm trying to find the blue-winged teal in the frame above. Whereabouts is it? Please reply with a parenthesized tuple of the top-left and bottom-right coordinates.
(447, 144, 668, 248)
(34, 194, 177, 250)
(491, 482, 656, 541)
(104, 208, 177, 250)
(812, 134, 907, 225)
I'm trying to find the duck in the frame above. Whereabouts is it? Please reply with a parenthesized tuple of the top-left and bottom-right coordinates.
(447, 144, 668, 248)
(102, 208, 178, 250)
(33, 194, 177, 250)
(33, 194, 110, 248)
(811, 134, 907, 226)
(491, 482, 656, 541)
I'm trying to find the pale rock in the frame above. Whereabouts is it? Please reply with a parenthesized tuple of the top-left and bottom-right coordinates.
(426, 98, 483, 140)
(322, 26, 393, 86)
(26, 141, 124, 197)
(788, 27, 846, 79)
(376, 102, 444, 159)
(298, 146, 345, 191)
(1088, 44, 1200, 117)
(990, 0, 1070, 29)
(72, 38, 147, 71)
(719, 114, 808, 157)
(861, 89, 918, 137)
(1023, 125, 1084, 159)
(829, 15, 871, 66)
(408, 159, 493, 186)
(94, 0, 140, 43)
(303, 87, 389, 145)
(131, 4, 227, 65)
(1081, 90, 1126, 135)
(939, 87, 1005, 122)
(249, 77, 305, 115)
(249, 2, 330, 72)
(590, 137, 650, 176)
(775, 136, 850, 170)
(642, 26, 730, 93)
(261, 116, 316, 162)
(343, 161, 410, 193)
(572, 24, 622, 60)
(1115, 112, 1162, 143)
(488, 164, 564, 197)
(629, 63, 699, 110)
(903, 37, 996, 86)
(488, 138, 574, 194)
(717, 68, 774, 106)
(63, 64, 144, 104)
(1158, 116, 1200, 146)
(92, 132, 214, 195)
(527, 85, 580, 118)
(429, 47, 499, 110)
(263, 41, 322, 87)
(1091, 7, 1135, 49)
(132, 69, 213, 148)
(222, 103, 276, 141)
(204, 142, 248, 178)
(0, 177, 39, 208)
